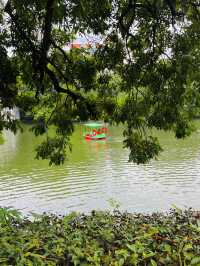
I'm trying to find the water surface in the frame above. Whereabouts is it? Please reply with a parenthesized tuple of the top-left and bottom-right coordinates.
(0, 123, 200, 215)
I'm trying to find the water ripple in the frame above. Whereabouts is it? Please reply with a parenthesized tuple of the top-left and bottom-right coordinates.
(0, 125, 200, 214)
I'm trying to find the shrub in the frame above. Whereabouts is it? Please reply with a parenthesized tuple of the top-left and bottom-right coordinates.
(0, 207, 199, 265)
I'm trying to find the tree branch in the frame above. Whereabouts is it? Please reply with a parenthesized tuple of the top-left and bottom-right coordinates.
(51, 40, 73, 64)
(4, 1, 38, 56)
(45, 66, 84, 102)
(38, 0, 55, 92)
(118, 0, 136, 38)
(41, 0, 55, 57)
(45, 66, 96, 117)
(47, 58, 70, 84)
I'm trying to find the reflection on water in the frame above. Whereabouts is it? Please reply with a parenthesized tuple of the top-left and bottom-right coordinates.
(0, 123, 200, 215)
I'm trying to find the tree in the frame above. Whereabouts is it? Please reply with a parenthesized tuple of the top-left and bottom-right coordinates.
(0, 0, 199, 165)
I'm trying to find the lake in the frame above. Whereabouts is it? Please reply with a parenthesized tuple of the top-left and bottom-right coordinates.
(0, 123, 200, 215)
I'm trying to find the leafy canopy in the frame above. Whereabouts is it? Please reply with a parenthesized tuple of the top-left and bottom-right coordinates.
(0, 0, 200, 165)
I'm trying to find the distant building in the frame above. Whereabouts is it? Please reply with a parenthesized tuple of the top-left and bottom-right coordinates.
(69, 42, 100, 54)
(71, 43, 81, 49)
(1, 107, 20, 120)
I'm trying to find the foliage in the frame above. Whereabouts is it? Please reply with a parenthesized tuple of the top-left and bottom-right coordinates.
(0, 0, 200, 164)
(0, 207, 199, 265)
(0, 133, 4, 144)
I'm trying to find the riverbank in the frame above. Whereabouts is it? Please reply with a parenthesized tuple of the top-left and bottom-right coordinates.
(0, 207, 199, 265)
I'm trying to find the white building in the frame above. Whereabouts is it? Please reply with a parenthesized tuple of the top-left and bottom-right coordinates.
(1, 107, 20, 120)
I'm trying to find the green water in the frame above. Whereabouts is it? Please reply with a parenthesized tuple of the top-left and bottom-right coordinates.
(0, 123, 200, 215)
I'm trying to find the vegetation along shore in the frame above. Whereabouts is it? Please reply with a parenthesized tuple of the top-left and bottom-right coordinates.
(0, 207, 199, 265)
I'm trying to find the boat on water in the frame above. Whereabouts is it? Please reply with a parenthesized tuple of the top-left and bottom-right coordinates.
(83, 123, 108, 140)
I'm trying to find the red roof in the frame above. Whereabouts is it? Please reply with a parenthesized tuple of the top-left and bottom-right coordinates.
(71, 43, 81, 48)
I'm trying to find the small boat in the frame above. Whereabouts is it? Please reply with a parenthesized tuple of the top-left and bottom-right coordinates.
(83, 123, 108, 140)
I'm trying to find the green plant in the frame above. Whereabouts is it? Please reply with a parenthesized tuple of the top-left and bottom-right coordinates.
(0, 133, 4, 145)
(0, 207, 199, 265)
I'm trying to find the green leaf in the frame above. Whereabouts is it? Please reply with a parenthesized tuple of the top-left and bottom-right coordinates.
(183, 244, 193, 252)
(143, 252, 156, 259)
(191, 257, 200, 265)
(151, 259, 157, 266)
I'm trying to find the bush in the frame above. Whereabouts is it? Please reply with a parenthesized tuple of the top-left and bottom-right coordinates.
(0, 207, 199, 265)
